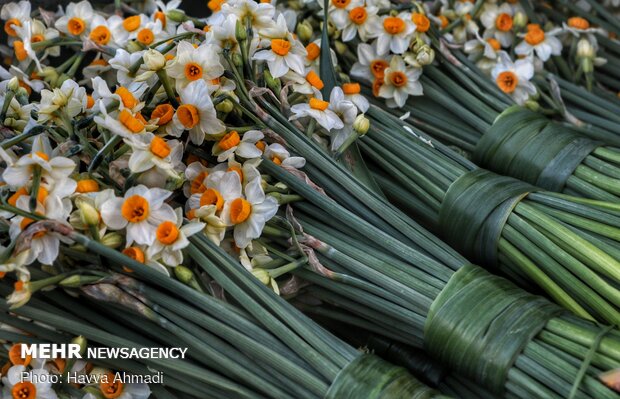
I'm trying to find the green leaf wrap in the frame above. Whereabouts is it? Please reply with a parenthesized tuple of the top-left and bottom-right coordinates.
(326, 354, 447, 399)
(424, 264, 563, 394)
(438, 169, 535, 266)
(473, 107, 602, 192)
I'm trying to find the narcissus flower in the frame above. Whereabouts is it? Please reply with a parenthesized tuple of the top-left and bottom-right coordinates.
(372, 13, 416, 55)
(166, 40, 225, 91)
(147, 208, 205, 266)
(252, 15, 306, 78)
(221, 175, 278, 248)
(480, 3, 515, 47)
(491, 51, 536, 105)
(1, 365, 59, 399)
(174, 79, 226, 144)
(290, 97, 344, 131)
(212, 130, 264, 162)
(1, 1, 31, 38)
(100, 185, 176, 246)
(515, 25, 562, 62)
(378, 55, 423, 108)
(264, 144, 306, 168)
(351, 42, 390, 83)
(55, 0, 95, 37)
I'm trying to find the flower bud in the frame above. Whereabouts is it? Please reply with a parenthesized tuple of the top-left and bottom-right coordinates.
(76, 199, 100, 227)
(513, 12, 528, 29)
(101, 232, 123, 249)
(525, 100, 540, 112)
(415, 45, 435, 66)
(72, 336, 88, 356)
(577, 38, 595, 59)
(235, 19, 247, 42)
(167, 9, 188, 23)
(232, 52, 243, 67)
(143, 49, 166, 71)
(296, 20, 313, 42)
(15, 88, 29, 104)
(334, 41, 348, 56)
(7, 76, 19, 92)
(174, 265, 195, 284)
(126, 40, 144, 53)
(251, 268, 271, 285)
(216, 98, 234, 113)
(353, 114, 370, 135)
(59, 275, 101, 288)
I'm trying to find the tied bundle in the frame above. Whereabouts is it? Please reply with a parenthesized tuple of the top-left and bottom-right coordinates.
(365, 107, 620, 326)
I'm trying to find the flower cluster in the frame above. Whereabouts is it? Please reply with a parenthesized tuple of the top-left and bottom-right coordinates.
(0, 0, 320, 304)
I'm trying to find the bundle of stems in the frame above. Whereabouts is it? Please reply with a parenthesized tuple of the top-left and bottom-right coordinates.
(355, 42, 620, 203)
(225, 88, 620, 397)
(362, 105, 620, 325)
(28, 228, 443, 399)
(306, 316, 499, 399)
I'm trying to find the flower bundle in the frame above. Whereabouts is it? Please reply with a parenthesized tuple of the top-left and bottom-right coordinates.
(0, 0, 456, 398)
(292, 0, 620, 204)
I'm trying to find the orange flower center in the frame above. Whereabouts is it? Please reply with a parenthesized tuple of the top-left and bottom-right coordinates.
(438, 15, 449, 29)
(123, 15, 141, 32)
(12, 381, 36, 399)
(14, 41, 27, 62)
(309, 98, 329, 111)
(137, 28, 154, 45)
(208, 0, 226, 12)
(486, 38, 501, 51)
(119, 109, 145, 133)
(349, 7, 368, 24)
(568, 17, 590, 30)
(154, 11, 166, 28)
(272, 156, 282, 165)
(176, 104, 200, 129)
(4, 18, 21, 37)
(495, 13, 513, 32)
(184, 62, 203, 81)
(86, 95, 95, 109)
(200, 188, 224, 211)
(411, 13, 430, 32)
(115, 87, 138, 109)
(150, 136, 171, 158)
(230, 198, 251, 224)
(90, 25, 112, 45)
(342, 82, 361, 94)
(255, 140, 266, 152)
(122, 247, 145, 263)
(525, 28, 545, 45)
(332, 0, 351, 8)
(190, 171, 209, 194)
(156, 221, 180, 245)
(151, 104, 174, 125)
(100, 373, 124, 398)
(306, 71, 324, 90)
(9, 344, 31, 367)
(306, 43, 320, 61)
(90, 59, 108, 67)
(76, 179, 100, 193)
(271, 39, 291, 56)
(370, 59, 389, 79)
(31, 34, 44, 43)
(389, 71, 407, 87)
(121, 195, 150, 222)
(68, 17, 86, 35)
(219, 131, 241, 150)
(383, 17, 405, 35)
(496, 71, 518, 93)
